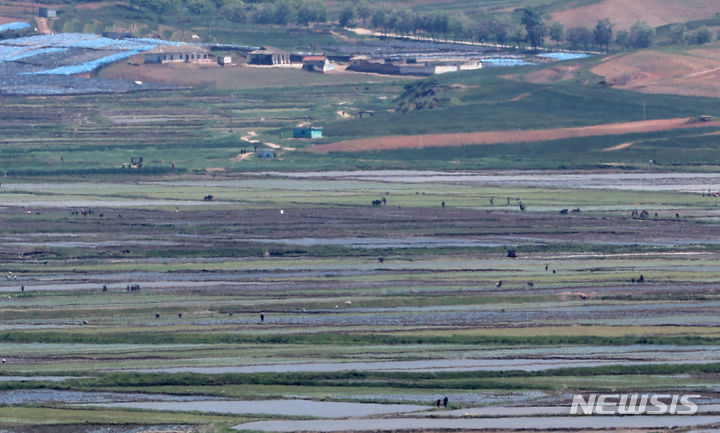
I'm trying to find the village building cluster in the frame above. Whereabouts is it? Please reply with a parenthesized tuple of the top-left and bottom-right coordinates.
(140, 43, 482, 77)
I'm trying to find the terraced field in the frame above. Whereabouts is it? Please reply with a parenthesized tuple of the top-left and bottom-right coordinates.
(0, 171, 719, 432)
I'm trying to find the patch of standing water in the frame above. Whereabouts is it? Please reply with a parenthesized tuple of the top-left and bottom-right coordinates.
(537, 52, 592, 61)
(350, 391, 546, 405)
(127, 358, 717, 375)
(233, 415, 720, 432)
(0, 389, 213, 405)
(89, 399, 426, 418)
(247, 236, 500, 248)
(0, 376, 78, 383)
(259, 171, 720, 193)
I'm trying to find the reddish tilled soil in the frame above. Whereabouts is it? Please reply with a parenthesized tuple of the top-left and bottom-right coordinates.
(76, 1, 127, 10)
(310, 118, 720, 153)
(0, 2, 63, 16)
(591, 45, 720, 97)
(521, 65, 582, 84)
(551, 0, 720, 29)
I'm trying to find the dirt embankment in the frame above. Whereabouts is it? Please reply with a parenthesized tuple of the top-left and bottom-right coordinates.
(309, 117, 720, 153)
(590, 46, 720, 98)
(35, 17, 50, 34)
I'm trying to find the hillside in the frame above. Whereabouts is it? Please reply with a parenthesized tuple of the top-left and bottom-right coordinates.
(590, 43, 720, 97)
(0, 0, 718, 174)
(550, 0, 720, 29)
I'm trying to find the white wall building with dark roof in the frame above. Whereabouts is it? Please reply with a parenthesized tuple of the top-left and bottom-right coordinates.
(144, 45, 212, 64)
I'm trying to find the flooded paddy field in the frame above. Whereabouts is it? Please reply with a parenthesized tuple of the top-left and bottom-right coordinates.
(233, 415, 720, 432)
(90, 399, 425, 418)
(1, 172, 720, 432)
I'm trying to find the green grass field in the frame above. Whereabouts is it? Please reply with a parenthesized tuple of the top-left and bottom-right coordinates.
(3, 66, 720, 175)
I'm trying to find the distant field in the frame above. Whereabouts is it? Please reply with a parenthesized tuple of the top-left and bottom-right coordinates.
(100, 60, 401, 90)
(1, 175, 720, 432)
(589, 43, 720, 97)
(2, 63, 720, 174)
(2, 1, 720, 432)
(309, 117, 720, 153)
(550, 0, 720, 29)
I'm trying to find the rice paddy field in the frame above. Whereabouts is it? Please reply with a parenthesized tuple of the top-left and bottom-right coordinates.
(1, 4, 720, 432)
(1, 171, 719, 432)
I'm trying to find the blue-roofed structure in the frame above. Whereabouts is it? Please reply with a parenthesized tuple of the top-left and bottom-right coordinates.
(0, 22, 30, 33)
(0, 31, 196, 94)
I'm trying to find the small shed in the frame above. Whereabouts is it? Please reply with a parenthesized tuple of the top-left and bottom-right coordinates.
(256, 149, 276, 158)
(39, 7, 57, 18)
(302, 55, 334, 73)
(218, 56, 232, 66)
(293, 126, 323, 139)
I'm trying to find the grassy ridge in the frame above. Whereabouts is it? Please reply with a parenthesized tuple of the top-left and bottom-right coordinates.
(3, 64, 720, 174)
(4, 364, 720, 392)
(3, 331, 719, 346)
(322, 73, 720, 139)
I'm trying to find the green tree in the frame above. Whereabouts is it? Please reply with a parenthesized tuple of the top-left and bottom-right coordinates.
(224, 5, 246, 22)
(492, 19, 510, 44)
(187, 0, 212, 15)
(429, 11, 450, 40)
(272, 0, 295, 25)
(338, 5, 355, 27)
(691, 27, 713, 44)
(549, 21, 564, 46)
(475, 19, 493, 42)
(520, 7, 545, 50)
(593, 18, 612, 52)
(393, 8, 414, 36)
(131, 0, 174, 14)
(221, 0, 247, 23)
(628, 21, 654, 48)
(355, 0, 371, 27)
(567, 26, 592, 50)
(371, 9, 387, 33)
(667, 23, 687, 45)
(615, 29, 628, 49)
(511, 25, 525, 48)
(297, 0, 325, 26)
(451, 14, 472, 40)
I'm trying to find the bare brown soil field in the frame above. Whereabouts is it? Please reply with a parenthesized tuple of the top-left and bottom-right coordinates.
(100, 59, 223, 87)
(551, 0, 720, 29)
(0, 1, 63, 16)
(34, 16, 50, 34)
(76, 1, 128, 10)
(591, 45, 720, 97)
(520, 64, 582, 84)
(100, 59, 396, 90)
(310, 117, 720, 153)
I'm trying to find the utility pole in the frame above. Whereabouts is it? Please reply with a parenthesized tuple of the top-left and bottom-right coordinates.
(643, 100, 646, 121)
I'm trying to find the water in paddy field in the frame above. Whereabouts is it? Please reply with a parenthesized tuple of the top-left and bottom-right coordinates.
(260, 171, 720, 192)
(233, 415, 720, 432)
(89, 399, 426, 418)
(127, 355, 720, 375)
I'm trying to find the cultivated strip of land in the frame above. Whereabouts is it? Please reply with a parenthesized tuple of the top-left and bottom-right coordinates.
(310, 118, 720, 153)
